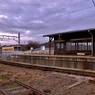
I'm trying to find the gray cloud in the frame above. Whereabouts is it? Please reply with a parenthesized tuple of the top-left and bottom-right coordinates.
(0, 0, 95, 44)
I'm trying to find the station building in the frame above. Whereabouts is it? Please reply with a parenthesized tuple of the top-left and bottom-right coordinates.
(43, 28, 95, 56)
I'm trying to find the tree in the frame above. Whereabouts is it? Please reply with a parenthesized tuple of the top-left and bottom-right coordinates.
(26, 41, 40, 50)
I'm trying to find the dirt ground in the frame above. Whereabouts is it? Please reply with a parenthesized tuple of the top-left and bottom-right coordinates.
(0, 63, 95, 95)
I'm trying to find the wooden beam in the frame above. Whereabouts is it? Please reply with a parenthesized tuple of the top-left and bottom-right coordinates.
(54, 40, 65, 42)
(69, 38, 91, 41)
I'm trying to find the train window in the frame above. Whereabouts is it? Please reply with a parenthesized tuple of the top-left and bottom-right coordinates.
(14, 46, 21, 51)
(18, 47, 21, 51)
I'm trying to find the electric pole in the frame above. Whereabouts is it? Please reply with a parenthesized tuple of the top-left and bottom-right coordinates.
(18, 33, 20, 45)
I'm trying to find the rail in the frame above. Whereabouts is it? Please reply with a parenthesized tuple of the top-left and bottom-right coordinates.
(0, 75, 49, 95)
(14, 80, 48, 95)
(0, 89, 8, 95)
(1, 60, 95, 78)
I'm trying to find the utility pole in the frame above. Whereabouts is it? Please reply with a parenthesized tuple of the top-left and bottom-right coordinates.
(0, 33, 20, 45)
(0, 43, 2, 54)
(18, 33, 20, 45)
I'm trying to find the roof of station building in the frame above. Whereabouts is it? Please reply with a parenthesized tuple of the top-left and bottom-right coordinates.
(43, 28, 95, 39)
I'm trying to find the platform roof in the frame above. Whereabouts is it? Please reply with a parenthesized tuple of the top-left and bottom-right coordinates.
(43, 28, 95, 39)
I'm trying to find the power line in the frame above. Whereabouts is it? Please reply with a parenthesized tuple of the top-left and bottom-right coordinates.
(23, 5, 94, 27)
(21, 5, 95, 30)
(3, 5, 94, 31)
(0, 0, 93, 29)
(20, 0, 90, 27)
(6, 5, 94, 30)
(34, 0, 90, 20)
(70, 5, 94, 13)
(37, 5, 94, 30)
(49, 5, 94, 22)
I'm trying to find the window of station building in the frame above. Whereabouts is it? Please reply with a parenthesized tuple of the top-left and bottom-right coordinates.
(66, 42, 89, 51)
(76, 41, 91, 51)
(84, 42, 87, 50)
(71, 43, 75, 50)
(85, 42, 88, 50)
(55, 41, 92, 51)
(88, 42, 91, 50)
(66, 42, 71, 50)
(78, 43, 82, 50)
(60, 43, 64, 49)
(55, 43, 60, 49)
(55, 42, 64, 50)
(81, 42, 86, 50)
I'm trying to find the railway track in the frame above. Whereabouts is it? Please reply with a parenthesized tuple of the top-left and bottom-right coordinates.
(0, 60, 95, 78)
(0, 89, 8, 95)
(1, 60, 95, 95)
(0, 75, 48, 95)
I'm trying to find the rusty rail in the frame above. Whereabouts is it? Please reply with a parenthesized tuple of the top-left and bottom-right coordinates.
(14, 80, 48, 95)
(0, 89, 8, 95)
(89, 79, 95, 84)
(1, 75, 48, 95)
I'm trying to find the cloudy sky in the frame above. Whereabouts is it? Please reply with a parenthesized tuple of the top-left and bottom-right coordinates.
(0, 0, 95, 45)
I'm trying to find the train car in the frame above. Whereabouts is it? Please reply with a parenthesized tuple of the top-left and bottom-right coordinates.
(2, 46, 22, 53)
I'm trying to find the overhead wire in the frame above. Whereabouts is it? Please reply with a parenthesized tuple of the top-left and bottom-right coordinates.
(31, 0, 90, 20)
(19, 0, 91, 27)
(43, 5, 94, 22)
(0, 0, 94, 29)
(20, 5, 95, 30)
(6, 4, 94, 32)
(37, 5, 94, 30)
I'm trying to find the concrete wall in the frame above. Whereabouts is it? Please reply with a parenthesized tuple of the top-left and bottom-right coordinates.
(22, 50, 54, 55)
(6, 55, 95, 70)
